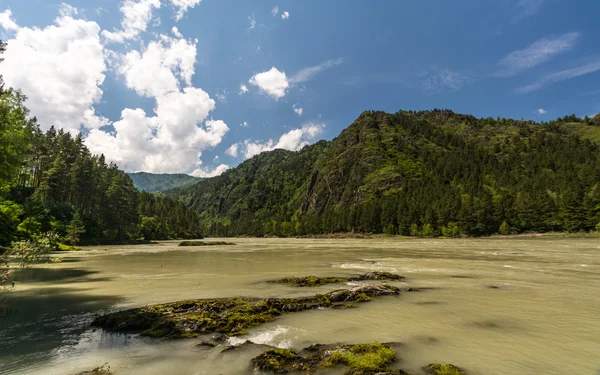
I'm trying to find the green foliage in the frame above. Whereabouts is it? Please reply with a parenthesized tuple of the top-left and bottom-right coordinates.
(498, 220, 510, 235)
(128, 172, 199, 192)
(441, 222, 460, 237)
(166, 109, 600, 237)
(65, 212, 85, 245)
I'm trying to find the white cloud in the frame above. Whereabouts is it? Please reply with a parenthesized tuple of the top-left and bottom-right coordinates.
(102, 0, 161, 43)
(86, 88, 229, 173)
(293, 104, 303, 116)
(516, 59, 600, 94)
(271, 6, 279, 16)
(170, 0, 202, 21)
(290, 58, 343, 83)
(239, 83, 249, 95)
(59, 3, 78, 17)
(281, 11, 289, 20)
(1, 12, 108, 133)
(172, 26, 182, 38)
(190, 164, 229, 177)
(496, 33, 579, 77)
(515, 0, 544, 21)
(225, 143, 239, 157)
(242, 123, 324, 159)
(116, 34, 197, 97)
(537, 108, 547, 114)
(240, 121, 248, 127)
(422, 67, 470, 93)
(0, 10, 19, 31)
(248, 15, 256, 30)
(249, 66, 289, 100)
(215, 92, 226, 103)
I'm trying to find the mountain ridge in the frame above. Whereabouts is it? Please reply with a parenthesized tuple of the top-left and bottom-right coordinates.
(128, 172, 200, 192)
(165, 109, 600, 237)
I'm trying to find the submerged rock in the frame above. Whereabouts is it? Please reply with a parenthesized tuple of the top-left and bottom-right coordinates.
(269, 272, 404, 287)
(92, 285, 402, 339)
(74, 365, 112, 375)
(178, 241, 235, 246)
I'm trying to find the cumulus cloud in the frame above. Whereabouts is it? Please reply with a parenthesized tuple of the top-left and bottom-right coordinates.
(271, 7, 279, 16)
(516, 59, 600, 94)
(281, 11, 289, 20)
(293, 104, 303, 116)
(242, 123, 324, 159)
(290, 58, 343, 83)
(537, 108, 547, 114)
(86, 87, 229, 173)
(496, 33, 579, 77)
(170, 0, 202, 21)
(239, 83, 249, 95)
(249, 66, 289, 100)
(225, 143, 239, 157)
(1, 11, 108, 133)
(190, 164, 229, 177)
(59, 3, 78, 17)
(102, 0, 161, 43)
(0, 10, 19, 31)
(172, 26, 182, 38)
(115, 34, 197, 97)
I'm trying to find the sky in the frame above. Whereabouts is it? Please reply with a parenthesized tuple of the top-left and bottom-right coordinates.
(1, 0, 599, 177)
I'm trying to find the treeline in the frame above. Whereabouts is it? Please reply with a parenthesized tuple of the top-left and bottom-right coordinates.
(0, 42, 202, 247)
(168, 110, 600, 237)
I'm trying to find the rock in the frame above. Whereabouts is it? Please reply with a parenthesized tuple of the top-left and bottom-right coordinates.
(74, 364, 111, 375)
(92, 285, 401, 339)
(349, 272, 405, 281)
(269, 272, 405, 287)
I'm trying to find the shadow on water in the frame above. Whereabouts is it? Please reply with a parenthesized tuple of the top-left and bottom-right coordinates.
(10, 267, 112, 284)
(0, 283, 123, 373)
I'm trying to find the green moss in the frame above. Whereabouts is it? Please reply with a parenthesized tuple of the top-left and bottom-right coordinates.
(424, 363, 465, 375)
(354, 293, 371, 302)
(57, 243, 80, 251)
(178, 241, 235, 246)
(321, 342, 397, 374)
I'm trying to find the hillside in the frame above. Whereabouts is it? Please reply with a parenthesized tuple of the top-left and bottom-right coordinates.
(128, 172, 200, 192)
(166, 109, 600, 237)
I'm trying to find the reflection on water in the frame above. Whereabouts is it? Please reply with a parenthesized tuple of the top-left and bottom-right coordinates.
(1, 237, 599, 375)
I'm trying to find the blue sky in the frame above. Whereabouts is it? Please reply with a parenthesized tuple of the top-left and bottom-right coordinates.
(1, 0, 599, 176)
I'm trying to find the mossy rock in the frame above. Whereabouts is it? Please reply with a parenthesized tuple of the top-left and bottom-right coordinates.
(250, 342, 411, 375)
(424, 363, 465, 375)
(92, 285, 401, 339)
(178, 241, 235, 246)
(252, 348, 310, 373)
(269, 272, 404, 287)
(269, 276, 347, 287)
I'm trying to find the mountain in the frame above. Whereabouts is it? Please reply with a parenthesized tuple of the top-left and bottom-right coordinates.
(166, 109, 600, 237)
(128, 172, 200, 192)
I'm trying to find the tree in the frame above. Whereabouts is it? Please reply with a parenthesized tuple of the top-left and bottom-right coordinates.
(66, 212, 85, 245)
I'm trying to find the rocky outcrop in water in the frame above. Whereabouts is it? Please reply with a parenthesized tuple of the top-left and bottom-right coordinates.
(269, 272, 405, 287)
(91, 284, 401, 338)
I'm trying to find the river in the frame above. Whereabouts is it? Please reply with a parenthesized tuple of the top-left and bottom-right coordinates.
(0, 237, 599, 375)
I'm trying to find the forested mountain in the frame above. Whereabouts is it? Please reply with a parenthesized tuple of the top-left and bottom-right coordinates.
(166, 110, 600, 237)
(0, 41, 202, 247)
(128, 172, 200, 192)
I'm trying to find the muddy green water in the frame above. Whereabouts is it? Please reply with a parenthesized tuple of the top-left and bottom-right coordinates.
(0, 237, 599, 375)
